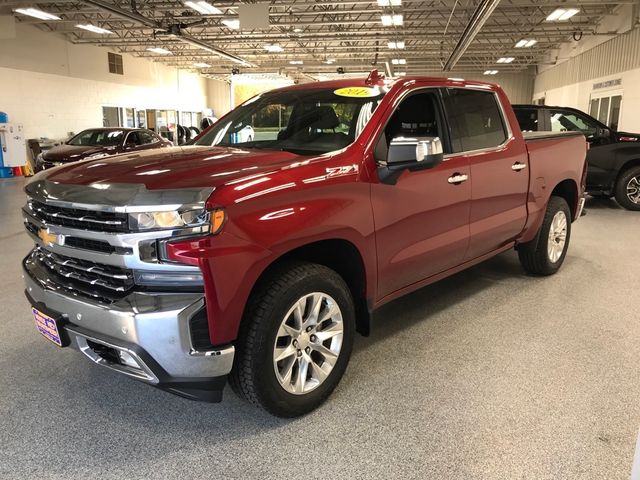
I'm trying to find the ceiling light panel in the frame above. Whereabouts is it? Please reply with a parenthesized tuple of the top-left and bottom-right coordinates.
(264, 44, 284, 53)
(381, 14, 403, 26)
(377, 0, 402, 6)
(387, 41, 405, 49)
(14, 8, 61, 20)
(147, 47, 172, 54)
(76, 24, 113, 34)
(497, 57, 514, 63)
(222, 19, 239, 29)
(391, 58, 406, 65)
(483, 70, 498, 75)
(546, 8, 579, 22)
(184, 1, 222, 15)
(515, 39, 537, 48)
(194, 62, 211, 68)
(289, 60, 303, 65)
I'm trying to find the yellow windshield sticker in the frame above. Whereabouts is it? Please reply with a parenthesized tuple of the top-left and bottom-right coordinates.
(333, 87, 380, 98)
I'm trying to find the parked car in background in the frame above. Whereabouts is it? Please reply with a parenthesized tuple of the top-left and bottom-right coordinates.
(35, 128, 171, 171)
(23, 77, 587, 417)
(514, 104, 640, 210)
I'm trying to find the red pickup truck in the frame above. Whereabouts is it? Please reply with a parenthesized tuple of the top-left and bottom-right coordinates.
(22, 75, 587, 417)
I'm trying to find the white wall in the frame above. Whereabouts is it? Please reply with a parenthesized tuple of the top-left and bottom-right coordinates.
(0, 23, 231, 139)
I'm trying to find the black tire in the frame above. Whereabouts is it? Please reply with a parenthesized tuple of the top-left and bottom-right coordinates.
(518, 196, 572, 276)
(614, 166, 640, 211)
(229, 262, 355, 417)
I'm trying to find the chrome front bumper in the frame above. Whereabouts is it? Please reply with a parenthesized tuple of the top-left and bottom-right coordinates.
(23, 260, 235, 402)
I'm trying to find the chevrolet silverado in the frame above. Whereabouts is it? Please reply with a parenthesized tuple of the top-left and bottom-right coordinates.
(22, 74, 587, 417)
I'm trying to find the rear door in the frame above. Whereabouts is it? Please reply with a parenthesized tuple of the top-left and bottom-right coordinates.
(442, 88, 529, 260)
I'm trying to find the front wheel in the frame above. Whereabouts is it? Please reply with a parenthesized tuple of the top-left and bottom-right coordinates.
(614, 166, 640, 211)
(229, 262, 355, 417)
(518, 196, 572, 275)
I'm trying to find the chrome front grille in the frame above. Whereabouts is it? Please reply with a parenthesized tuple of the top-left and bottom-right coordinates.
(29, 247, 134, 302)
(29, 200, 129, 233)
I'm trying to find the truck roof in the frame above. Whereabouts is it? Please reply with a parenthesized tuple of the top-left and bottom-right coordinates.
(265, 75, 502, 94)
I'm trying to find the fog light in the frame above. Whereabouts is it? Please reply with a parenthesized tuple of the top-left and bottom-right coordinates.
(118, 350, 139, 368)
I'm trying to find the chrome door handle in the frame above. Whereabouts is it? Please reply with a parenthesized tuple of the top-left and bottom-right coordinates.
(447, 173, 469, 184)
(512, 162, 527, 171)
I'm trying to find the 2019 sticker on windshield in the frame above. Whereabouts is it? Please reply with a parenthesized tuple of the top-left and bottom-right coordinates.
(333, 87, 380, 98)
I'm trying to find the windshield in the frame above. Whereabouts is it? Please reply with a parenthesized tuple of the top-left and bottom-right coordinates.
(68, 129, 125, 147)
(194, 87, 385, 155)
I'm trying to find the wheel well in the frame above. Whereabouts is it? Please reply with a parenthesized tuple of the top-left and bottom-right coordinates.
(615, 158, 640, 186)
(551, 179, 578, 219)
(250, 239, 370, 336)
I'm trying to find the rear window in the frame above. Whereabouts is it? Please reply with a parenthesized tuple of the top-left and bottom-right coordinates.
(443, 89, 507, 152)
(515, 108, 539, 132)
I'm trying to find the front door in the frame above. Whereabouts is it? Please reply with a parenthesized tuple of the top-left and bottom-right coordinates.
(370, 89, 471, 299)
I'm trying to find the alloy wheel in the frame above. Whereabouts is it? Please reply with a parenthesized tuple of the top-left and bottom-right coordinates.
(626, 176, 640, 204)
(547, 210, 567, 263)
(273, 292, 344, 395)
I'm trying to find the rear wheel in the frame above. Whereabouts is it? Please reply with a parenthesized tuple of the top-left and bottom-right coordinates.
(229, 262, 355, 417)
(614, 166, 640, 211)
(518, 196, 571, 275)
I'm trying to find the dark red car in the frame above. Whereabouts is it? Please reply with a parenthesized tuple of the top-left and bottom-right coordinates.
(35, 127, 171, 171)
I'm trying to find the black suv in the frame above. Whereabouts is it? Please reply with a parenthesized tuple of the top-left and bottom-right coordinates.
(514, 104, 640, 210)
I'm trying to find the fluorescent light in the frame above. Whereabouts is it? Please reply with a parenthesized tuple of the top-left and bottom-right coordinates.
(387, 40, 405, 49)
(222, 19, 239, 29)
(293, 28, 303, 33)
(323, 59, 336, 64)
(515, 39, 537, 48)
(546, 8, 579, 21)
(264, 44, 284, 53)
(14, 8, 61, 20)
(289, 60, 303, 65)
(377, 0, 402, 6)
(391, 58, 406, 65)
(497, 57, 514, 64)
(483, 70, 498, 75)
(381, 14, 403, 26)
(184, 1, 222, 15)
(76, 24, 113, 34)
(396, 72, 407, 76)
(194, 62, 211, 68)
(147, 47, 172, 54)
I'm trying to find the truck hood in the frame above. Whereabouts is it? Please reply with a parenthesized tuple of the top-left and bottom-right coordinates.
(36, 145, 313, 190)
(42, 144, 119, 162)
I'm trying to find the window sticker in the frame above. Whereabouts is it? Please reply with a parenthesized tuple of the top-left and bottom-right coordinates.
(333, 87, 380, 98)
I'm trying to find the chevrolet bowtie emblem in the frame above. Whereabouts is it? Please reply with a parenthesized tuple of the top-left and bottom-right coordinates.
(38, 228, 64, 247)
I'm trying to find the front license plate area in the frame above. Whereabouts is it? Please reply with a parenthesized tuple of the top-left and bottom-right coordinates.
(32, 307, 69, 347)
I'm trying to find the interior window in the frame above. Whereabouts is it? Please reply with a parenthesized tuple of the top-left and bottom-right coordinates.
(549, 111, 597, 136)
(443, 89, 507, 152)
(384, 92, 442, 145)
(515, 108, 539, 132)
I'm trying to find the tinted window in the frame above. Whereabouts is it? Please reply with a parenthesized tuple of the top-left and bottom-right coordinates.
(549, 110, 597, 136)
(383, 91, 444, 146)
(443, 89, 507, 152)
(138, 131, 158, 145)
(68, 129, 124, 146)
(125, 132, 141, 145)
(515, 108, 539, 132)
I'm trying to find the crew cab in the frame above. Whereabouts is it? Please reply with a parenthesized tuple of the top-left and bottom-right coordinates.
(22, 75, 587, 417)
(514, 104, 640, 210)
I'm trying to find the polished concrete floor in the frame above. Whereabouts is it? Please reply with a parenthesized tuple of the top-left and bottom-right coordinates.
(1, 176, 639, 479)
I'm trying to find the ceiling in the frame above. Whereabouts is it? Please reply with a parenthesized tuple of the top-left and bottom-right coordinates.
(3, 0, 636, 80)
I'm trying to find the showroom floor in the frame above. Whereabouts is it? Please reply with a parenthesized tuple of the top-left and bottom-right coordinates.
(1, 176, 639, 479)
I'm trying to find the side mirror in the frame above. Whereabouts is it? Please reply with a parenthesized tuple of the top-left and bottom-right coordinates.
(378, 136, 444, 185)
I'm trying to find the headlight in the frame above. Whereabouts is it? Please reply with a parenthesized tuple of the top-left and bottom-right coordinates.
(129, 208, 226, 233)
